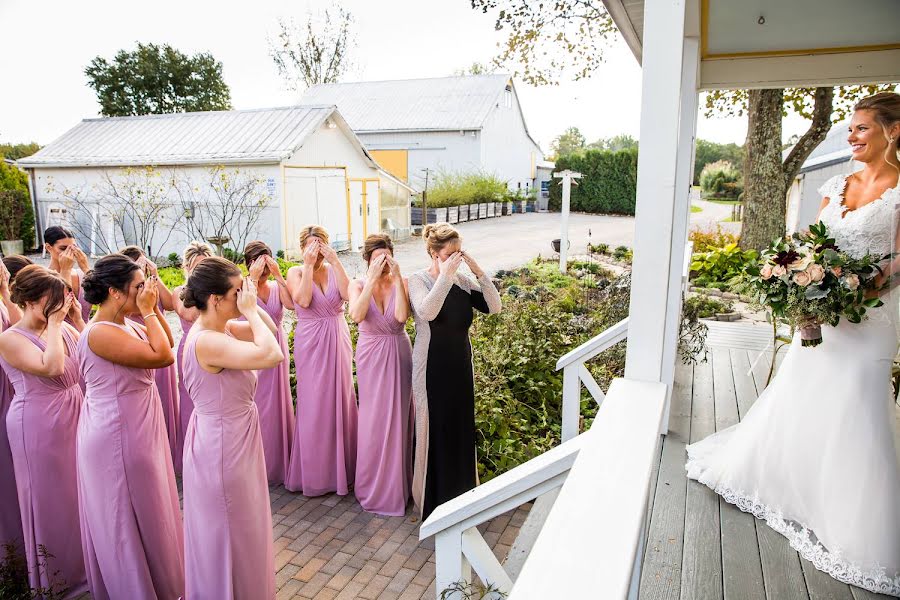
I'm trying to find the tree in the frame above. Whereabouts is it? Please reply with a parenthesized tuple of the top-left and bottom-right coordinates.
(453, 62, 495, 76)
(173, 166, 273, 255)
(0, 161, 35, 248)
(589, 134, 638, 152)
(269, 8, 356, 91)
(46, 167, 183, 255)
(0, 142, 41, 161)
(705, 85, 895, 249)
(471, 0, 616, 85)
(550, 127, 586, 159)
(693, 139, 743, 185)
(85, 43, 232, 117)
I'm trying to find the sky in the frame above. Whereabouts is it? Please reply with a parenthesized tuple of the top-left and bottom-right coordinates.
(0, 0, 814, 152)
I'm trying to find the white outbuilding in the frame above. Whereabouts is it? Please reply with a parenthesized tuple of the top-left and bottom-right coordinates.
(301, 75, 546, 192)
(17, 105, 414, 258)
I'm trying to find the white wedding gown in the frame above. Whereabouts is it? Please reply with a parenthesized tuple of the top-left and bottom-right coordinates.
(686, 173, 900, 596)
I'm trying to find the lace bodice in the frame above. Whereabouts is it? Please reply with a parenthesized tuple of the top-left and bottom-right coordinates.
(817, 174, 898, 259)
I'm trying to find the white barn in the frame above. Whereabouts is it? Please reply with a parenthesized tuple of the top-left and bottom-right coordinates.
(17, 105, 414, 258)
(301, 75, 549, 193)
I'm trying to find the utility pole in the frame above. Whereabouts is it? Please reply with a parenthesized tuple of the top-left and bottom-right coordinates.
(554, 170, 582, 273)
(420, 168, 431, 229)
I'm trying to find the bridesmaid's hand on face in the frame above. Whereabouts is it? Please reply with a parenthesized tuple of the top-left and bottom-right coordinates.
(0, 262, 10, 295)
(136, 277, 158, 315)
(265, 255, 284, 281)
(303, 240, 320, 265)
(50, 293, 74, 326)
(237, 277, 258, 317)
(438, 252, 463, 277)
(460, 251, 484, 278)
(248, 257, 267, 281)
(58, 247, 76, 273)
(366, 255, 387, 281)
(73, 245, 90, 272)
(386, 255, 402, 281)
(319, 243, 339, 264)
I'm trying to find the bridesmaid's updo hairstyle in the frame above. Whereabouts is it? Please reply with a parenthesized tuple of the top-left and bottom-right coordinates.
(3, 255, 34, 284)
(854, 92, 900, 153)
(43, 225, 75, 247)
(243, 240, 273, 267)
(181, 257, 241, 310)
(362, 234, 393, 263)
(82, 254, 141, 305)
(10, 265, 68, 320)
(118, 245, 145, 262)
(298, 225, 329, 248)
(183, 241, 214, 272)
(422, 223, 460, 257)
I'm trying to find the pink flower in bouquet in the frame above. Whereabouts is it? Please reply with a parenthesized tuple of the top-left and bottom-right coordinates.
(806, 263, 825, 283)
(831, 266, 842, 277)
(793, 270, 812, 286)
(844, 274, 860, 290)
(772, 265, 787, 277)
(760, 264, 774, 280)
(788, 251, 814, 272)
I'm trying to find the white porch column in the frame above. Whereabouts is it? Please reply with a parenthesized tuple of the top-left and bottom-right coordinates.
(624, 0, 699, 433)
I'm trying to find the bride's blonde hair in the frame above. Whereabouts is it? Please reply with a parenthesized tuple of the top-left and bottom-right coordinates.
(853, 91, 900, 176)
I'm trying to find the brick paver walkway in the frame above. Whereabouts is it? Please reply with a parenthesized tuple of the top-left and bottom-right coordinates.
(267, 485, 530, 600)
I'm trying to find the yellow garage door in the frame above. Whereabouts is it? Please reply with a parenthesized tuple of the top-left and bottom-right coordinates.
(370, 150, 408, 183)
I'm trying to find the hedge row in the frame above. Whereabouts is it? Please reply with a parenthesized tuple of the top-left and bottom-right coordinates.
(548, 148, 638, 215)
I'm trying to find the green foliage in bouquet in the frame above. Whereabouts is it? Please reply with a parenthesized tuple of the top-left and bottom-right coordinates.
(744, 222, 886, 337)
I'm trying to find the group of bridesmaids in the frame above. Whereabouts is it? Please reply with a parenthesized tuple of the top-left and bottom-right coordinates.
(0, 221, 500, 598)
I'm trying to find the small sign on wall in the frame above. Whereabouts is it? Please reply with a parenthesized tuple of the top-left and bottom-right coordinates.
(266, 177, 277, 198)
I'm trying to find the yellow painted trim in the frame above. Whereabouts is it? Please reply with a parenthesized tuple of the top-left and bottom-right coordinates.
(349, 178, 381, 239)
(699, 0, 899, 60)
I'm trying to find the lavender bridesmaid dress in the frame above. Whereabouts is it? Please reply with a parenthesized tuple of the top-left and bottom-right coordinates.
(354, 287, 414, 516)
(285, 266, 358, 496)
(251, 286, 294, 484)
(0, 305, 22, 550)
(182, 330, 275, 599)
(1, 326, 87, 597)
(131, 301, 180, 472)
(76, 320, 184, 600)
(175, 313, 194, 474)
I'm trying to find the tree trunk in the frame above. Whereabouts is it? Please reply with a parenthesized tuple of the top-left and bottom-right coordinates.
(740, 89, 786, 250)
(782, 87, 834, 192)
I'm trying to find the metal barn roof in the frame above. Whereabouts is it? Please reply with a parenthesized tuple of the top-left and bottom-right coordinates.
(17, 105, 339, 168)
(301, 75, 514, 132)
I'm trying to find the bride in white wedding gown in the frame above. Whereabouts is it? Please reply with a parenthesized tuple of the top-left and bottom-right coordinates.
(686, 92, 900, 596)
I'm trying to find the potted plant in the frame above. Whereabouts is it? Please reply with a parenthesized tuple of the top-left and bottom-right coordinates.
(433, 207, 448, 223)
(447, 205, 459, 224)
(469, 202, 480, 220)
(457, 203, 469, 222)
(486, 201, 496, 218)
(525, 190, 537, 213)
(0, 190, 27, 256)
(478, 203, 488, 219)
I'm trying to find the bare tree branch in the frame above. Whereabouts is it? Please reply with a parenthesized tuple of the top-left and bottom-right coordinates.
(268, 8, 356, 91)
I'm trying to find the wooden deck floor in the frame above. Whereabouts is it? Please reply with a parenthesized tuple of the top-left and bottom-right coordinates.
(638, 346, 899, 600)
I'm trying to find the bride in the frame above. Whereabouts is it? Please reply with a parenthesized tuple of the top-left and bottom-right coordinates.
(686, 92, 900, 596)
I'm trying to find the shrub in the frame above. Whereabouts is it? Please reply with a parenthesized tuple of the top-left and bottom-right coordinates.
(0, 161, 36, 249)
(167, 252, 182, 268)
(612, 245, 632, 262)
(589, 242, 610, 255)
(690, 243, 757, 289)
(689, 225, 739, 252)
(0, 190, 26, 240)
(548, 148, 638, 215)
(424, 171, 508, 208)
(699, 160, 742, 199)
(682, 294, 733, 319)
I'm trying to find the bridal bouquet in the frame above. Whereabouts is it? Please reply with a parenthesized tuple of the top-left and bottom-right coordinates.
(744, 223, 886, 346)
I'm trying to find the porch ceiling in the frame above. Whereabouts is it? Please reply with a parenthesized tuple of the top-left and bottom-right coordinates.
(602, 0, 900, 89)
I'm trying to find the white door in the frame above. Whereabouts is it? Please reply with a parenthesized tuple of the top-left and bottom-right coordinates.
(349, 180, 365, 251)
(365, 180, 380, 239)
(283, 168, 349, 258)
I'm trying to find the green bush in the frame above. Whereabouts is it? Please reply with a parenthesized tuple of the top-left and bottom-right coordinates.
(0, 162, 35, 249)
(682, 294, 733, 319)
(548, 148, 638, 215)
(689, 225, 740, 253)
(423, 171, 508, 208)
(0, 190, 26, 241)
(690, 243, 757, 289)
(699, 160, 742, 200)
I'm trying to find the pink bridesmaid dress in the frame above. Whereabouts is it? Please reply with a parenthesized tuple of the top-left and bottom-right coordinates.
(131, 304, 180, 472)
(0, 305, 22, 550)
(354, 287, 414, 516)
(175, 313, 194, 473)
(1, 326, 87, 597)
(285, 266, 358, 496)
(76, 320, 184, 600)
(250, 286, 294, 484)
(182, 330, 275, 599)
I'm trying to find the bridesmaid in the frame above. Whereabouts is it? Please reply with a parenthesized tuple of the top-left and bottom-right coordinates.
(0, 260, 23, 551)
(409, 224, 501, 519)
(76, 254, 184, 599)
(2, 254, 34, 284)
(0, 266, 87, 597)
(285, 225, 358, 496)
(43, 226, 92, 323)
(181, 257, 280, 599)
(172, 240, 214, 472)
(349, 234, 414, 516)
(243, 241, 295, 484)
(120, 245, 180, 470)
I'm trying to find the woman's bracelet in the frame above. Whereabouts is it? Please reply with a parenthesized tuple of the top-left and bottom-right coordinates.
(143, 312, 159, 321)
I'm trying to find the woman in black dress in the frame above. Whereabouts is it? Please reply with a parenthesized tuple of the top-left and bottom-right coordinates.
(409, 223, 501, 519)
